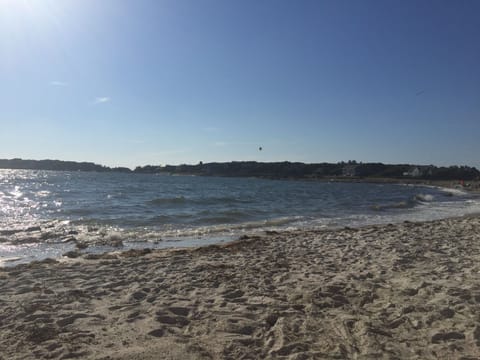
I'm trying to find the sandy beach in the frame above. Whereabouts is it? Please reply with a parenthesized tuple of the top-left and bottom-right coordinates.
(1, 216, 480, 359)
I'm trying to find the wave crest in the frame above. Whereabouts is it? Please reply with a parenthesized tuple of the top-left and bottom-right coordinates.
(147, 196, 186, 205)
(414, 194, 434, 202)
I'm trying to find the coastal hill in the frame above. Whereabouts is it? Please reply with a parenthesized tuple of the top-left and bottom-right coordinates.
(1, 158, 477, 181)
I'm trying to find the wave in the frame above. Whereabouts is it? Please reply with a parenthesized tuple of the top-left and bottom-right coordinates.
(370, 201, 412, 211)
(0, 214, 302, 246)
(437, 187, 469, 196)
(413, 193, 434, 202)
(199, 196, 252, 205)
(63, 208, 96, 216)
(146, 195, 251, 207)
(150, 215, 304, 240)
(147, 196, 187, 206)
(371, 193, 435, 212)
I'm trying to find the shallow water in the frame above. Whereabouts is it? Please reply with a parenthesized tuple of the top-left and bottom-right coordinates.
(1, 169, 479, 265)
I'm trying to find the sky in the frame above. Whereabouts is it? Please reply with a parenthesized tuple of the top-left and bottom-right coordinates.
(0, 0, 479, 169)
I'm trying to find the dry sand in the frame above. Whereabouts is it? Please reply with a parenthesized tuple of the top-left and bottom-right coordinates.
(1, 216, 480, 359)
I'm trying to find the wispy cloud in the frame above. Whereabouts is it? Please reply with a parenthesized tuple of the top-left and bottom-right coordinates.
(49, 81, 68, 87)
(93, 97, 111, 104)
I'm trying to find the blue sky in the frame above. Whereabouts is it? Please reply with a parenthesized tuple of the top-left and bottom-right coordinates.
(0, 0, 479, 169)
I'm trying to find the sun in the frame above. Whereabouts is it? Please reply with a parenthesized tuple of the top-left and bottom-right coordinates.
(0, 0, 70, 35)
(0, 0, 35, 12)
(0, 0, 77, 28)
(0, 0, 44, 25)
(0, 0, 63, 68)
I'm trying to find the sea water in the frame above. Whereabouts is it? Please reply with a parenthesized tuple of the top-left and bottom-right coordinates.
(1, 169, 479, 266)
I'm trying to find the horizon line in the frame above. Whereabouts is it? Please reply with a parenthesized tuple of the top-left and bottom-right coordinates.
(0, 157, 478, 172)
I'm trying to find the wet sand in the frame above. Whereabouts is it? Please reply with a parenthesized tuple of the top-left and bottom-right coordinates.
(1, 216, 480, 359)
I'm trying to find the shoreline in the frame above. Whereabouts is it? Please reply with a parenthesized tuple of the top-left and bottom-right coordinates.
(2, 189, 480, 268)
(1, 216, 480, 359)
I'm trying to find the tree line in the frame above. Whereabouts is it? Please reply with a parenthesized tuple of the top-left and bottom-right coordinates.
(1, 158, 479, 181)
(134, 161, 480, 181)
(0, 159, 130, 173)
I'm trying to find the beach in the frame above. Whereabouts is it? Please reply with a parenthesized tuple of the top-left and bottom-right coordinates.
(1, 216, 480, 359)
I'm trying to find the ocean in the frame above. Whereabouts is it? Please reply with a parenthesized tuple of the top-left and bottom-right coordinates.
(1, 169, 479, 266)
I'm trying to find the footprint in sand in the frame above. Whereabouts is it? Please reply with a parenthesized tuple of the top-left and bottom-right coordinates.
(431, 331, 465, 343)
(156, 310, 190, 327)
(148, 328, 165, 337)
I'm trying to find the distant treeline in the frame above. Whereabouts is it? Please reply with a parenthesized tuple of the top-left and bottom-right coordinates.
(135, 161, 480, 181)
(0, 159, 130, 173)
(1, 158, 479, 181)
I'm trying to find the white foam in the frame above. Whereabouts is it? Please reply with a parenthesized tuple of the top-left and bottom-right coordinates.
(415, 194, 434, 202)
(438, 187, 469, 196)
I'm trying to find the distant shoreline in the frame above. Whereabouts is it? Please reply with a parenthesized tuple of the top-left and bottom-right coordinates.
(1, 158, 479, 184)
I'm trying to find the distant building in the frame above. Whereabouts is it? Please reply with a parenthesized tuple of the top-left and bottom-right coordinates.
(403, 166, 434, 178)
(342, 164, 358, 177)
(403, 167, 422, 177)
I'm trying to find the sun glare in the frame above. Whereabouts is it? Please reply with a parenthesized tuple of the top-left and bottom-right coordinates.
(0, 0, 47, 30)
(0, 0, 35, 13)
(0, 0, 71, 72)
